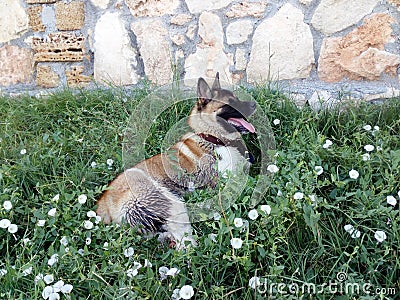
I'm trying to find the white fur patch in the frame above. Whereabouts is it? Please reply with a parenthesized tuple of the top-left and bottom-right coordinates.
(215, 146, 245, 177)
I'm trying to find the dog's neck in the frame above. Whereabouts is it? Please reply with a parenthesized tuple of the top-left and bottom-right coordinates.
(197, 133, 224, 146)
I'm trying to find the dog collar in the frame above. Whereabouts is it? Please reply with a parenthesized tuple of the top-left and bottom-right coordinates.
(197, 133, 225, 146)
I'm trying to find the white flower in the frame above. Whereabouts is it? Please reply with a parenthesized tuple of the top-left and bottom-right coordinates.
(213, 212, 221, 221)
(179, 285, 194, 299)
(106, 159, 114, 166)
(351, 229, 361, 239)
(53, 280, 64, 292)
(273, 119, 280, 125)
(249, 276, 261, 289)
(83, 220, 93, 230)
(35, 273, 44, 282)
(267, 164, 279, 173)
(362, 153, 370, 161)
(373, 126, 380, 132)
(166, 267, 180, 277)
(103, 242, 109, 249)
(64, 247, 69, 253)
(44, 274, 54, 284)
(374, 230, 387, 243)
(37, 219, 46, 227)
(8, 224, 18, 234)
(309, 195, 317, 203)
(344, 224, 354, 233)
(47, 254, 59, 267)
(77, 249, 85, 256)
(85, 237, 92, 245)
(377, 146, 383, 151)
(48, 292, 60, 300)
(95, 215, 102, 224)
(248, 209, 259, 220)
(293, 192, 304, 200)
(349, 169, 359, 179)
(48, 208, 57, 217)
(315, 166, 323, 175)
(22, 266, 33, 276)
(234, 217, 244, 228)
(230, 237, 243, 249)
(322, 139, 333, 149)
(171, 288, 181, 300)
(188, 181, 195, 192)
(61, 284, 73, 294)
(260, 205, 271, 215)
(0, 218, 11, 229)
(3, 201, 12, 211)
(0, 269, 7, 277)
(78, 194, 87, 204)
(123, 247, 134, 257)
(387, 196, 397, 207)
(20, 149, 27, 155)
(364, 144, 375, 152)
(208, 233, 217, 243)
(60, 236, 68, 246)
(42, 286, 54, 299)
(126, 268, 138, 278)
(363, 125, 372, 131)
(159, 266, 170, 280)
(91, 161, 97, 168)
(52, 194, 60, 202)
(277, 190, 283, 196)
(144, 259, 152, 268)
(398, 190, 400, 198)
(23, 238, 31, 244)
(87, 210, 96, 218)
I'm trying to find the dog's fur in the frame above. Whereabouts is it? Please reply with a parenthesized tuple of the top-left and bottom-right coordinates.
(96, 73, 256, 249)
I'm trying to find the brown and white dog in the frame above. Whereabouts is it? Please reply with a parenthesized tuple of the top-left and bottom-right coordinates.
(96, 73, 256, 249)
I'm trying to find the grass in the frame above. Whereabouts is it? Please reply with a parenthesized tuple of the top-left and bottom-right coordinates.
(0, 85, 399, 300)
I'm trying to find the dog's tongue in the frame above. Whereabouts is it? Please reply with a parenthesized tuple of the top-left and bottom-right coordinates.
(228, 118, 256, 133)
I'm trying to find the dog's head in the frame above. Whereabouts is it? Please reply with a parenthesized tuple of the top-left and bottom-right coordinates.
(188, 73, 256, 141)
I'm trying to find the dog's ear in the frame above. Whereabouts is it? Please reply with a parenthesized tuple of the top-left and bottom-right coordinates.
(197, 77, 212, 109)
(212, 72, 221, 91)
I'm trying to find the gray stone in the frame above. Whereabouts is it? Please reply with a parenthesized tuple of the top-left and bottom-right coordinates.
(0, 0, 28, 43)
(226, 20, 253, 45)
(185, 0, 232, 14)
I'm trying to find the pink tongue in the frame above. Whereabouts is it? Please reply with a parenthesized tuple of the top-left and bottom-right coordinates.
(228, 118, 256, 133)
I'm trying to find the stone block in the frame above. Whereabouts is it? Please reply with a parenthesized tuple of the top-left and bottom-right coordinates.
(66, 66, 91, 87)
(0, 0, 29, 43)
(185, 0, 232, 13)
(226, 20, 253, 44)
(56, 1, 85, 31)
(318, 13, 400, 82)
(32, 33, 85, 62)
(28, 6, 45, 32)
(226, 1, 267, 18)
(125, 0, 179, 17)
(170, 14, 192, 26)
(0, 45, 34, 86)
(36, 65, 59, 88)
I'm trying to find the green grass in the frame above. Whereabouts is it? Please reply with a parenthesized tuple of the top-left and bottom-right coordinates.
(0, 86, 399, 299)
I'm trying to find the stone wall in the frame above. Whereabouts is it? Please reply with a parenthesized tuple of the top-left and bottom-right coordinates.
(1, 0, 400, 103)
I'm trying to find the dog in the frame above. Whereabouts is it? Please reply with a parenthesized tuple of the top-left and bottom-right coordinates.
(96, 73, 256, 249)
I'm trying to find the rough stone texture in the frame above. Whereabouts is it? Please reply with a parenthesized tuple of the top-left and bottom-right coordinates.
(28, 6, 45, 32)
(185, 0, 232, 13)
(171, 34, 185, 46)
(299, 0, 314, 5)
(36, 65, 59, 88)
(364, 88, 400, 101)
(247, 4, 314, 82)
(56, 1, 85, 31)
(235, 48, 247, 70)
(26, 0, 56, 3)
(226, 20, 253, 45)
(318, 14, 400, 82)
(94, 12, 139, 85)
(185, 12, 233, 85)
(186, 24, 196, 39)
(388, 0, 400, 8)
(226, 1, 267, 18)
(66, 66, 92, 87)
(131, 19, 172, 85)
(125, 0, 179, 17)
(0, 45, 34, 86)
(170, 14, 192, 26)
(0, 0, 29, 43)
(311, 0, 379, 35)
(198, 12, 224, 47)
(32, 33, 85, 62)
(90, 0, 110, 9)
